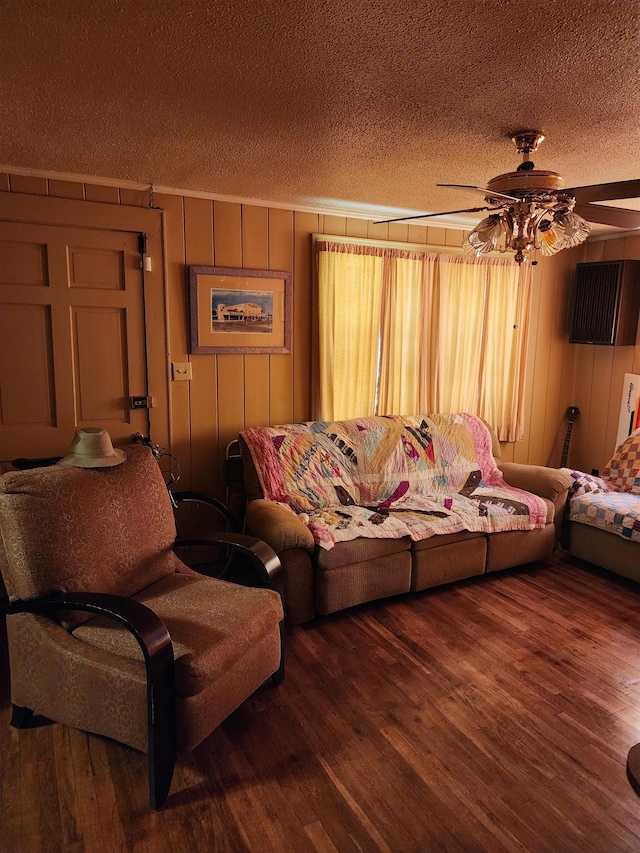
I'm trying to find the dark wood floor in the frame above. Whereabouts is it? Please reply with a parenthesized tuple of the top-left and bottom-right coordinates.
(3, 550, 640, 852)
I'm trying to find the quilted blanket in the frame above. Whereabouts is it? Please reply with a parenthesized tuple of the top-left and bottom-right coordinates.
(568, 491, 640, 543)
(564, 429, 640, 544)
(602, 429, 640, 493)
(242, 413, 548, 550)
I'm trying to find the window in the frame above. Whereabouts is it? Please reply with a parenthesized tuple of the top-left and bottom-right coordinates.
(316, 239, 531, 441)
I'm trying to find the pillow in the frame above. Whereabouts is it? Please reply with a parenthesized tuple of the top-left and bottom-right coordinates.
(602, 429, 640, 494)
(562, 468, 609, 497)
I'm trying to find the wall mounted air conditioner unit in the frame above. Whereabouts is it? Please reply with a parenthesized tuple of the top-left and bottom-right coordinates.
(570, 260, 640, 345)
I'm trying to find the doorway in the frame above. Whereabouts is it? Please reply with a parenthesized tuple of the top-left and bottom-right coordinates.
(0, 192, 168, 464)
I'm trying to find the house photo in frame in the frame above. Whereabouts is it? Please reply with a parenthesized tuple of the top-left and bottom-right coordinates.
(188, 265, 292, 354)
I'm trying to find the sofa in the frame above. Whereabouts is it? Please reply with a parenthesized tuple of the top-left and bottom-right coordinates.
(562, 429, 640, 583)
(238, 413, 572, 625)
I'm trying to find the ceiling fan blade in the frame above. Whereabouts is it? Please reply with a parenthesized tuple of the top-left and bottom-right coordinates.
(437, 183, 520, 201)
(374, 205, 495, 226)
(574, 202, 640, 230)
(567, 179, 640, 204)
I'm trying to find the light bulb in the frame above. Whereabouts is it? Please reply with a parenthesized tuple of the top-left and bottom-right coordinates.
(540, 211, 591, 256)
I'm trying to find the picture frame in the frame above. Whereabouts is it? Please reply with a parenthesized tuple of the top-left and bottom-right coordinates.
(188, 265, 292, 354)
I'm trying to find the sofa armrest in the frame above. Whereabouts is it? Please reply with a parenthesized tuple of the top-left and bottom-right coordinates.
(245, 499, 315, 554)
(498, 462, 572, 505)
(499, 463, 573, 549)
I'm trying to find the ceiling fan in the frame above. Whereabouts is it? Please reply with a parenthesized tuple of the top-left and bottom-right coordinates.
(375, 131, 640, 264)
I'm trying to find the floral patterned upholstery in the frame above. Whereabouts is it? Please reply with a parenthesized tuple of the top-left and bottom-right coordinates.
(0, 445, 179, 628)
(72, 572, 283, 697)
(0, 444, 284, 788)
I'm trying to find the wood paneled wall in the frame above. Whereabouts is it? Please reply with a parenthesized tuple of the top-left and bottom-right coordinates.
(156, 197, 476, 498)
(2, 171, 637, 494)
(562, 234, 640, 475)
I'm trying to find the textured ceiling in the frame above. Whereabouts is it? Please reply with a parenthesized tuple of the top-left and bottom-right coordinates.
(2, 0, 639, 232)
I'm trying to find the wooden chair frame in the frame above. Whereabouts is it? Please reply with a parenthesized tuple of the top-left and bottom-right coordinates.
(2, 533, 284, 810)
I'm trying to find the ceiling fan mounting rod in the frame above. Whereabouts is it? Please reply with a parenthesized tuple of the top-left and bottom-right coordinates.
(511, 130, 545, 156)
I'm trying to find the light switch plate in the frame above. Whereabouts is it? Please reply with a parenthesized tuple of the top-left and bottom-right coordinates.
(171, 362, 192, 381)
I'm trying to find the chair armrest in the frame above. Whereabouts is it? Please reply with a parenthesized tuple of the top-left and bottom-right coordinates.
(245, 499, 315, 554)
(176, 533, 283, 597)
(2, 591, 175, 810)
(3, 591, 173, 663)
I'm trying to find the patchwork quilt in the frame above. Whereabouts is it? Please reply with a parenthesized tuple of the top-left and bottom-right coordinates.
(242, 413, 548, 550)
(568, 491, 640, 543)
(602, 429, 640, 493)
(564, 428, 640, 544)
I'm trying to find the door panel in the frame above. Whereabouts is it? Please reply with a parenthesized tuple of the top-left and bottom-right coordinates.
(73, 306, 128, 422)
(0, 238, 48, 286)
(0, 304, 55, 426)
(0, 221, 148, 460)
(68, 245, 125, 290)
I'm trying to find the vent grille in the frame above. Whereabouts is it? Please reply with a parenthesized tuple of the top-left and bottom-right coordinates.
(570, 260, 639, 346)
(570, 263, 620, 344)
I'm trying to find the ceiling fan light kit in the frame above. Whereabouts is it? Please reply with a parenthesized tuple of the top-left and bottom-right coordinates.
(376, 130, 640, 265)
(463, 132, 592, 264)
(464, 189, 592, 264)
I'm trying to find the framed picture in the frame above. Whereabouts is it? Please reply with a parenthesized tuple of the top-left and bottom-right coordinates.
(615, 372, 640, 452)
(188, 265, 292, 354)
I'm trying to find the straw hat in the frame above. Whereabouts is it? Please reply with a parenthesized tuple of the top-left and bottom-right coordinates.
(58, 428, 126, 468)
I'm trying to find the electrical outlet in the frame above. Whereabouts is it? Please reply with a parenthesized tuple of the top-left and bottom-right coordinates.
(171, 362, 192, 381)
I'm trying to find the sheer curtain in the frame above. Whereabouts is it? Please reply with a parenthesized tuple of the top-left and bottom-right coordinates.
(434, 255, 531, 441)
(317, 242, 384, 420)
(316, 239, 531, 440)
(377, 253, 438, 416)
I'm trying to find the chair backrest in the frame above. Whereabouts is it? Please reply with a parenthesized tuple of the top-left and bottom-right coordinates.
(0, 444, 179, 627)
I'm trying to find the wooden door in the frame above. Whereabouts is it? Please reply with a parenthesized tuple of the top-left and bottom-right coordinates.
(0, 221, 148, 460)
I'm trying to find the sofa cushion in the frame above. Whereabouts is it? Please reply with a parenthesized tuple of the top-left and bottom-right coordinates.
(568, 491, 640, 543)
(72, 573, 283, 697)
(315, 535, 411, 571)
(241, 413, 488, 510)
(410, 529, 484, 552)
(240, 420, 361, 511)
(354, 413, 481, 505)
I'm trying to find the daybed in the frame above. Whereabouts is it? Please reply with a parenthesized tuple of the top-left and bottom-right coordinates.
(239, 413, 572, 624)
(562, 429, 640, 583)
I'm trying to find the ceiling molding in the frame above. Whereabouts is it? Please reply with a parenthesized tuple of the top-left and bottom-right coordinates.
(0, 163, 470, 229)
(2, 162, 638, 243)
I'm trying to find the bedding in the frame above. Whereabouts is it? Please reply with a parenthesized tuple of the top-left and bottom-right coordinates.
(242, 413, 548, 550)
(564, 429, 640, 545)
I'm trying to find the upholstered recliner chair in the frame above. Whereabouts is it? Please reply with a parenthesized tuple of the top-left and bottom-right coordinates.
(0, 444, 284, 809)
